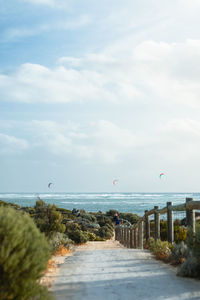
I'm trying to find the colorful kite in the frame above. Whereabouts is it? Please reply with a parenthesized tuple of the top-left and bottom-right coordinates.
(113, 179, 119, 185)
(159, 173, 165, 179)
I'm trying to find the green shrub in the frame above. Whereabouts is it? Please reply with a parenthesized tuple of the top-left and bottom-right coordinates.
(170, 241, 188, 265)
(175, 227, 187, 243)
(178, 225, 200, 278)
(81, 213, 97, 223)
(0, 200, 20, 209)
(49, 232, 73, 252)
(119, 212, 139, 225)
(34, 200, 65, 236)
(150, 239, 172, 261)
(68, 229, 89, 244)
(144, 237, 155, 250)
(97, 216, 113, 227)
(106, 210, 119, 217)
(87, 232, 97, 241)
(97, 225, 114, 240)
(0, 206, 53, 300)
(65, 222, 89, 244)
(94, 235, 106, 241)
(177, 252, 200, 278)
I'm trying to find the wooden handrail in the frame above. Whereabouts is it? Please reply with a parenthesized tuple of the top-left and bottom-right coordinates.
(115, 198, 200, 250)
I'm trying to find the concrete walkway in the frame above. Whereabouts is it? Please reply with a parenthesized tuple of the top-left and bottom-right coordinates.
(53, 240, 200, 300)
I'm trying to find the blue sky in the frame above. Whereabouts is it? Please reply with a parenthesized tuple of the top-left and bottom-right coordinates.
(1, 0, 200, 192)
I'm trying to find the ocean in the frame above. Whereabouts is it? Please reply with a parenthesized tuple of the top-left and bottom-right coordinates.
(0, 192, 200, 216)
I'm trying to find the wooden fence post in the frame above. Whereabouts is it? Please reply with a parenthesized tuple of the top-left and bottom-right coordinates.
(127, 228, 130, 248)
(124, 227, 127, 247)
(124, 227, 126, 244)
(115, 226, 118, 240)
(145, 210, 150, 242)
(167, 202, 174, 243)
(134, 228, 137, 248)
(130, 228, 134, 248)
(139, 221, 143, 249)
(120, 227, 122, 242)
(186, 197, 195, 235)
(121, 227, 124, 244)
(118, 227, 121, 242)
(154, 206, 160, 240)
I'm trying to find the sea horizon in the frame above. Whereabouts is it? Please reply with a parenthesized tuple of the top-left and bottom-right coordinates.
(1, 192, 199, 216)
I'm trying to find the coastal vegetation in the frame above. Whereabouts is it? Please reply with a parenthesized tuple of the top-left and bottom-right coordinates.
(0, 206, 53, 300)
(0, 199, 139, 299)
(144, 219, 200, 279)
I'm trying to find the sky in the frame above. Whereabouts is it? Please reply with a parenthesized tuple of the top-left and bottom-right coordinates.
(1, 0, 200, 192)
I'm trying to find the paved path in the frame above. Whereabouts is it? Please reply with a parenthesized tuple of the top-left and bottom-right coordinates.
(53, 240, 200, 300)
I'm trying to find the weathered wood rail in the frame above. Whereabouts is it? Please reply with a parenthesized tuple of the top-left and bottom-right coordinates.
(115, 197, 200, 249)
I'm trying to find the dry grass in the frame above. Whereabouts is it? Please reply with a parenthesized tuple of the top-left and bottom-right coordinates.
(40, 246, 73, 288)
(54, 245, 72, 256)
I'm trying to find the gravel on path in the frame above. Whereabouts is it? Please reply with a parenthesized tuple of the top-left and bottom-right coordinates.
(52, 240, 200, 300)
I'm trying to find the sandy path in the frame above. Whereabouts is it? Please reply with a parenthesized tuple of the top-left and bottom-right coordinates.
(52, 240, 200, 300)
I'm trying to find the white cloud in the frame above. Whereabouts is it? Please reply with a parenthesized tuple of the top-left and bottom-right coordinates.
(1, 38, 200, 106)
(2, 15, 91, 42)
(134, 39, 200, 107)
(0, 133, 29, 154)
(1, 117, 200, 168)
(0, 62, 140, 103)
(29, 120, 141, 163)
(23, 0, 58, 7)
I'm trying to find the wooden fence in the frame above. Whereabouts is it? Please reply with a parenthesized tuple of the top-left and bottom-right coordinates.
(115, 197, 200, 249)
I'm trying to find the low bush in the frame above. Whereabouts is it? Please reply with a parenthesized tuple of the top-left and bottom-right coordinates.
(97, 215, 113, 227)
(170, 241, 188, 265)
(106, 210, 119, 217)
(119, 212, 139, 225)
(49, 232, 73, 252)
(175, 227, 187, 243)
(69, 229, 89, 244)
(87, 232, 97, 241)
(34, 200, 65, 236)
(81, 213, 97, 223)
(65, 222, 90, 244)
(97, 225, 114, 240)
(0, 206, 53, 300)
(150, 239, 173, 261)
(178, 225, 200, 278)
(177, 252, 200, 278)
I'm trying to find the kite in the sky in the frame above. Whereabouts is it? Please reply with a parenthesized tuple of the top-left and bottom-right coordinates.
(48, 182, 53, 188)
(159, 173, 165, 179)
(113, 179, 119, 185)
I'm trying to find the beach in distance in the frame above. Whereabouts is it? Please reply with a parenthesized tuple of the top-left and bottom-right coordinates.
(1, 192, 200, 216)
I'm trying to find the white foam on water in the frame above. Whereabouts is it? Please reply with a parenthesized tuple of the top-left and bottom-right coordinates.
(1, 192, 200, 215)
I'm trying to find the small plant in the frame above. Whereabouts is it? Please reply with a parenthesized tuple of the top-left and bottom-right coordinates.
(34, 200, 65, 236)
(149, 239, 173, 261)
(97, 225, 114, 239)
(49, 232, 73, 252)
(65, 223, 90, 244)
(177, 226, 200, 278)
(0, 206, 53, 300)
(148, 237, 155, 250)
(87, 232, 97, 241)
(170, 241, 188, 265)
(177, 252, 200, 278)
(175, 226, 187, 243)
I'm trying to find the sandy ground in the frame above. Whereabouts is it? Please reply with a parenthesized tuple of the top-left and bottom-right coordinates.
(41, 240, 121, 288)
(50, 240, 200, 300)
(40, 250, 74, 288)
